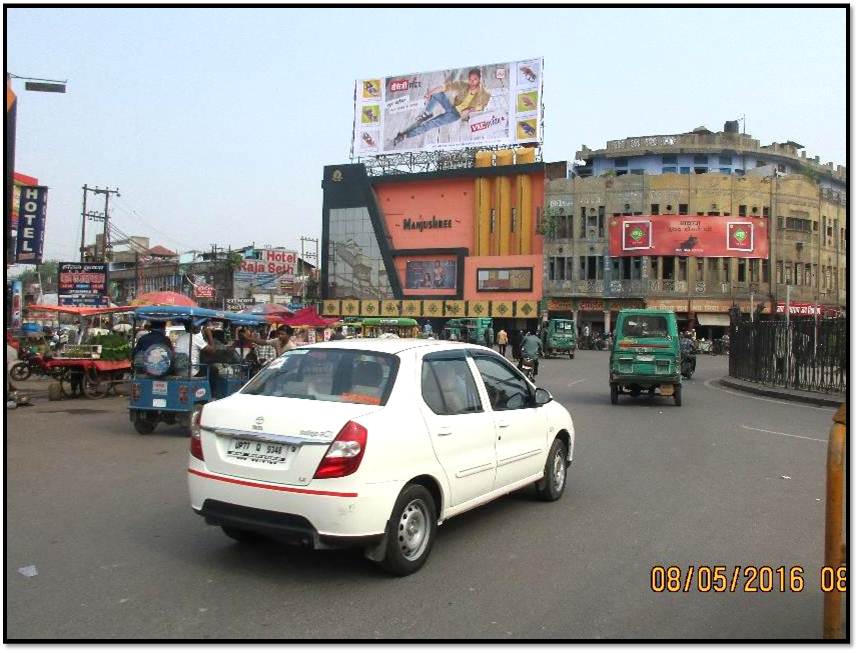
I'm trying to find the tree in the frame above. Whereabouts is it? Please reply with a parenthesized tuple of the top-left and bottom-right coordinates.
(15, 260, 59, 292)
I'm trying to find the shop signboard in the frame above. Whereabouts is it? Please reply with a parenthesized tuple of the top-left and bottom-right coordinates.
(233, 249, 298, 293)
(58, 262, 109, 307)
(353, 58, 543, 156)
(15, 185, 47, 264)
(10, 279, 22, 330)
(609, 215, 769, 258)
(775, 302, 841, 317)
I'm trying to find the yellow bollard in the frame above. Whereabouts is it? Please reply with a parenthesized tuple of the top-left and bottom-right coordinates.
(823, 403, 846, 639)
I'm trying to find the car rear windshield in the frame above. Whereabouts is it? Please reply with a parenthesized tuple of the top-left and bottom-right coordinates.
(241, 348, 398, 406)
(621, 315, 669, 337)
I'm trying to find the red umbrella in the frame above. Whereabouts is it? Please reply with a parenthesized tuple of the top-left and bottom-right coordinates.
(283, 306, 339, 328)
(130, 291, 198, 307)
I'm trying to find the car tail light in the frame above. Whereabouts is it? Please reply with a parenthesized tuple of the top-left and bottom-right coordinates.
(131, 383, 141, 400)
(313, 421, 368, 479)
(190, 407, 204, 461)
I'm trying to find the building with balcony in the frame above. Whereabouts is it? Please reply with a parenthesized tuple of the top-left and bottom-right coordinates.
(544, 167, 846, 338)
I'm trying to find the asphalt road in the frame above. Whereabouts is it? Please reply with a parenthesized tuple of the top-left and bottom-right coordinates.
(6, 351, 838, 639)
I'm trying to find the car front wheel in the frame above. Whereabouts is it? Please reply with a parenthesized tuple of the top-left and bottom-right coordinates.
(377, 484, 437, 576)
(535, 437, 568, 501)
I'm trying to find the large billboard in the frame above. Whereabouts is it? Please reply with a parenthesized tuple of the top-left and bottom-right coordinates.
(58, 262, 109, 307)
(609, 216, 769, 258)
(353, 58, 543, 156)
(233, 249, 298, 293)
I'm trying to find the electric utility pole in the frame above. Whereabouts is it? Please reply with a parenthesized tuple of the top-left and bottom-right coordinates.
(80, 185, 120, 262)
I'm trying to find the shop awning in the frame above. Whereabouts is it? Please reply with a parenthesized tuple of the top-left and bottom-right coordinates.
(696, 312, 730, 327)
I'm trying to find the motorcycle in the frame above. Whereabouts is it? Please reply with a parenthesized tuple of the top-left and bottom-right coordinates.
(519, 356, 537, 382)
(9, 349, 63, 382)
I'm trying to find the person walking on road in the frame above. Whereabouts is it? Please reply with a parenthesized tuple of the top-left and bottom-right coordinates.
(497, 328, 508, 358)
(484, 325, 494, 349)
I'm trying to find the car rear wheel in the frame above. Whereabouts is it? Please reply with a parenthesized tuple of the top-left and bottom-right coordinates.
(377, 484, 437, 576)
(536, 437, 568, 502)
(610, 383, 618, 405)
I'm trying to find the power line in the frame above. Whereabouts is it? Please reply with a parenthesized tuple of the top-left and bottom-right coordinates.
(111, 198, 196, 252)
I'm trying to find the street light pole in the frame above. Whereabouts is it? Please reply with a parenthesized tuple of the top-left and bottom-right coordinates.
(5, 73, 67, 269)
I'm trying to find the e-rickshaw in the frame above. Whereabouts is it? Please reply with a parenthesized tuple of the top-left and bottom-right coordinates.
(128, 306, 269, 434)
(542, 318, 577, 358)
(345, 317, 420, 338)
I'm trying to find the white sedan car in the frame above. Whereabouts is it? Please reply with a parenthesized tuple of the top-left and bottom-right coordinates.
(188, 339, 575, 575)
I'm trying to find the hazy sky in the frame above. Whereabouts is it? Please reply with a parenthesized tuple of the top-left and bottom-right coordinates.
(7, 7, 846, 262)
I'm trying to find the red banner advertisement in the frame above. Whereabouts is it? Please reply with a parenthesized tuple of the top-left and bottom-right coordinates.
(609, 215, 769, 258)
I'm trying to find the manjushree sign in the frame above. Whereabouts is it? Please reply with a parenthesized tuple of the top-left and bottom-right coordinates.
(402, 216, 453, 232)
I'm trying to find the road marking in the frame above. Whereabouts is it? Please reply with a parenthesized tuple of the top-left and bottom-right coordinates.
(703, 378, 832, 412)
(740, 425, 827, 444)
(567, 378, 587, 387)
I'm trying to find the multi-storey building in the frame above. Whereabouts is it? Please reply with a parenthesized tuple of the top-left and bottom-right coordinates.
(545, 122, 846, 337)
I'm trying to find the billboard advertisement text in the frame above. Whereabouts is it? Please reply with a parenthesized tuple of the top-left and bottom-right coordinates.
(15, 185, 47, 264)
(609, 215, 769, 258)
(58, 262, 109, 307)
(353, 58, 543, 156)
(233, 249, 298, 293)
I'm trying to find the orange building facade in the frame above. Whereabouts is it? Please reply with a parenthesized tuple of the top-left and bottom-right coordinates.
(321, 157, 547, 322)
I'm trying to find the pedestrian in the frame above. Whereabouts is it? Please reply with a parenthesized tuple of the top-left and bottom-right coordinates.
(243, 325, 296, 357)
(582, 323, 591, 350)
(497, 328, 508, 358)
(484, 325, 494, 349)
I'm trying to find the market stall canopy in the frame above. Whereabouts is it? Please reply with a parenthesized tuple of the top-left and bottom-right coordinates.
(130, 291, 198, 307)
(283, 307, 340, 328)
(238, 303, 294, 324)
(26, 304, 134, 317)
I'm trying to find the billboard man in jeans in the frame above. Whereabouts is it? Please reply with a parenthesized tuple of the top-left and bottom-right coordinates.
(393, 68, 491, 146)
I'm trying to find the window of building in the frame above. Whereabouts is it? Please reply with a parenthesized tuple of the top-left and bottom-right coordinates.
(582, 256, 604, 280)
(722, 258, 731, 283)
(750, 259, 759, 283)
(662, 154, 678, 164)
(737, 258, 746, 283)
(776, 261, 784, 284)
(719, 167, 732, 174)
(677, 257, 688, 282)
(598, 206, 605, 238)
(661, 167, 677, 174)
(738, 205, 747, 217)
(616, 170, 628, 176)
(617, 256, 642, 280)
(633, 211, 643, 216)
(735, 169, 745, 176)
(651, 204, 659, 215)
(614, 158, 628, 168)
(793, 263, 801, 286)
(694, 155, 708, 164)
(719, 154, 732, 165)
(697, 211, 705, 216)
(707, 211, 720, 216)
(778, 216, 785, 229)
(679, 167, 691, 174)
(694, 167, 708, 174)
(812, 220, 818, 232)
(752, 206, 759, 215)
(756, 160, 766, 168)
(762, 259, 769, 283)
(661, 256, 675, 280)
(678, 204, 688, 215)
(630, 168, 645, 175)
(707, 257, 719, 282)
(805, 263, 812, 286)
(785, 217, 812, 232)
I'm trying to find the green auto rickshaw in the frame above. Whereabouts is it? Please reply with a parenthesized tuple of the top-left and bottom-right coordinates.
(542, 318, 577, 358)
(609, 309, 682, 406)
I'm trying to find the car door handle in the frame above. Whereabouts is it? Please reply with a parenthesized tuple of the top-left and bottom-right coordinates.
(437, 428, 453, 437)
(497, 421, 510, 429)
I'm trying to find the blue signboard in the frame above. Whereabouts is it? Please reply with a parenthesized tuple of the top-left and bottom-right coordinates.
(15, 185, 48, 264)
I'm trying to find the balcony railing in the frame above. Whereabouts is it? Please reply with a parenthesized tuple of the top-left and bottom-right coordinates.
(544, 278, 776, 298)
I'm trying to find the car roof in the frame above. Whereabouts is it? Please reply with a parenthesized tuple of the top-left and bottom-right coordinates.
(302, 338, 495, 356)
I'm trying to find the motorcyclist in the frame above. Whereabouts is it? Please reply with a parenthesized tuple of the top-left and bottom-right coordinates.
(519, 331, 543, 378)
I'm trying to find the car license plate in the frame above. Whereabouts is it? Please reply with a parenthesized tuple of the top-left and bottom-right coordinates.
(637, 354, 655, 362)
(152, 398, 167, 408)
(152, 381, 168, 395)
(226, 439, 298, 466)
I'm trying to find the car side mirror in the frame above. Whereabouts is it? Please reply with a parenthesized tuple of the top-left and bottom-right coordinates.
(534, 387, 553, 406)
